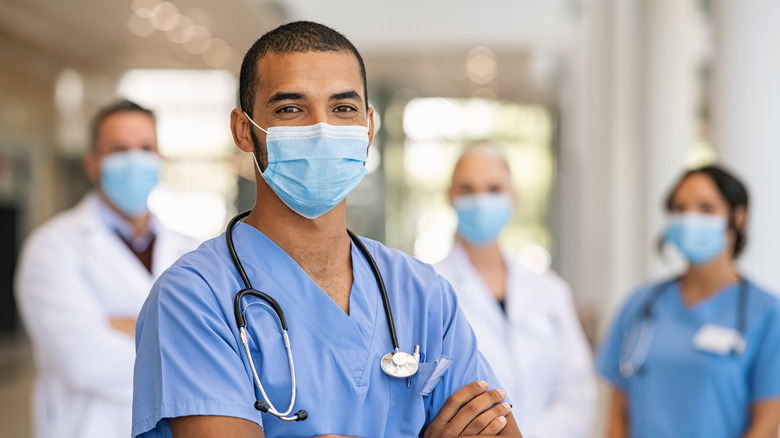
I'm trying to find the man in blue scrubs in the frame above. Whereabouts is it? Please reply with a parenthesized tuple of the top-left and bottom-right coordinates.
(132, 21, 523, 438)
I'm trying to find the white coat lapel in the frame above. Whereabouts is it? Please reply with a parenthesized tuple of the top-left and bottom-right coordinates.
(448, 244, 506, 325)
(506, 262, 559, 337)
(76, 194, 156, 312)
(151, 225, 198, 277)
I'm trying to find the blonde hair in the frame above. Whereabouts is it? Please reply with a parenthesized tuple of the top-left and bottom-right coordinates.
(452, 140, 511, 176)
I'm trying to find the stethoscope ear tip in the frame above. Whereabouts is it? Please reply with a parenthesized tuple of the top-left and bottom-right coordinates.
(255, 400, 270, 412)
(295, 410, 308, 421)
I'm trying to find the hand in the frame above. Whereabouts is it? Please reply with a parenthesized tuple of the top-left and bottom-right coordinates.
(109, 317, 137, 338)
(423, 381, 512, 437)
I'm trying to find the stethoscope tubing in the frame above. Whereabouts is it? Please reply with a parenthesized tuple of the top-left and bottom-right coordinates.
(620, 276, 749, 377)
(347, 229, 401, 353)
(240, 326, 298, 418)
(226, 211, 413, 422)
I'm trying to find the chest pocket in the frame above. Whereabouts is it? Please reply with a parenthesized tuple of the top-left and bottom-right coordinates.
(387, 362, 437, 435)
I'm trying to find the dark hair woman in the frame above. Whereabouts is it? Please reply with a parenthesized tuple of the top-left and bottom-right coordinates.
(596, 165, 780, 437)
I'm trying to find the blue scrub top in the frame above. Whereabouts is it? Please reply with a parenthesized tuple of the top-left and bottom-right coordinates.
(132, 223, 504, 437)
(596, 278, 780, 438)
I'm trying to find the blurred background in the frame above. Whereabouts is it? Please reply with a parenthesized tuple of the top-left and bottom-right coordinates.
(1, 0, 778, 436)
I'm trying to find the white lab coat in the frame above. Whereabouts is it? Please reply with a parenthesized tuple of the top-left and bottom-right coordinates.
(15, 192, 199, 438)
(434, 244, 596, 438)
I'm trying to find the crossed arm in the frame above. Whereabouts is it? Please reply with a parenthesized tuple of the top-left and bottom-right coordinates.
(170, 381, 523, 438)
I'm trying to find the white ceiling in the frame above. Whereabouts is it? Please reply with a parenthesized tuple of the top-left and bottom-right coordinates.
(0, 0, 579, 102)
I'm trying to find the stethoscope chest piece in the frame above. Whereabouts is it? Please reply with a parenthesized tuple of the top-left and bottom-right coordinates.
(381, 351, 419, 378)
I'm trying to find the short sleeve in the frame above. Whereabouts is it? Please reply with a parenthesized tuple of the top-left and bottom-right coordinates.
(132, 266, 261, 437)
(595, 295, 639, 390)
(750, 301, 780, 401)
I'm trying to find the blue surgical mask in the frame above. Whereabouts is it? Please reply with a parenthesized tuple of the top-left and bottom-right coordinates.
(100, 149, 161, 217)
(245, 113, 369, 219)
(665, 212, 728, 265)
(454, 193, 513, 245)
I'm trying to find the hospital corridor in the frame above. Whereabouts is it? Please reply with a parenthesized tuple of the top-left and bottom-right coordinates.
(2, 0, 780, 437)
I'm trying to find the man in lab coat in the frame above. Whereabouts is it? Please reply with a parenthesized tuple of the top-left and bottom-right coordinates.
(14, 100, 199, 438)
(434, 142, 596, 438)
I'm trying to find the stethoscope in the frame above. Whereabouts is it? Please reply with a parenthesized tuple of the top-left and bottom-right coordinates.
(618, 276, 748, 378)
(226, 211, 420, 422)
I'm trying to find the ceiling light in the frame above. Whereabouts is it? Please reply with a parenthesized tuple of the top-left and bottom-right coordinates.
(131, 0, 160, 18)
(150, 2, 181, 31)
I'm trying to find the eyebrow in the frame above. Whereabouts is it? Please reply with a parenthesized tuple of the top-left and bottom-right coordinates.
(267, 92, 305, 104)
(331, 90, 363, 103)
(266, 90, 364, 105)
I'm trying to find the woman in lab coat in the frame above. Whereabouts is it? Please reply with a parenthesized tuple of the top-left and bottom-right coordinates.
(434, 143, 596, 438)
(596, 165, 780, 437)
(14, 100, 199, 438)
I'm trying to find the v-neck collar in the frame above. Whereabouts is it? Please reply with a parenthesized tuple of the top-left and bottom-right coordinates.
(671, 280, 741, 312)
(233, 223, 381, 385)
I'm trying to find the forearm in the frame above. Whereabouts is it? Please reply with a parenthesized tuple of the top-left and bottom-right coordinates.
(606, 387, 628, 438)
(742, 399, 780, 438)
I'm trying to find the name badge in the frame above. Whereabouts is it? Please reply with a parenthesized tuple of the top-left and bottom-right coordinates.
(692, 324, 745, 355)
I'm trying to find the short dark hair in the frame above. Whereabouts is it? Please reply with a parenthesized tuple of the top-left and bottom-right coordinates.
(664, 164, 750, 258)
(239, 21, 368, 117)
(90, 99, 155, 151)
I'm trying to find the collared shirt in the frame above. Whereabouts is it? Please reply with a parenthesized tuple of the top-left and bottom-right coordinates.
(97, 197, 158, 272)
(96, 197, 157, 253)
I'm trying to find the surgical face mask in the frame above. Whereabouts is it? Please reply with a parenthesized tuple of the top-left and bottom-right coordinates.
(454, 193, 513, 245)
(665, 212, 728, 265)
(100, 149, 161, 217)
(245, 112, 369, 219)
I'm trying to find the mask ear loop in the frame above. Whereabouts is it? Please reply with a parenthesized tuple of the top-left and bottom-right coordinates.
(243, 111, 268, 174)
(243, 111, 269, 134)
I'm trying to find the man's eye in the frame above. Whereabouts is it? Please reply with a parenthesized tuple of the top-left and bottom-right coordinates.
(278, 106, 300, 113)
(334, 105, 356, 112)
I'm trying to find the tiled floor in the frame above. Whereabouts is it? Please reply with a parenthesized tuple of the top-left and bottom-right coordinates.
(0, 334, 33, 438)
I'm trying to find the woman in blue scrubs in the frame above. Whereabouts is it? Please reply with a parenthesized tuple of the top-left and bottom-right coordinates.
(597, 165, 780, 437)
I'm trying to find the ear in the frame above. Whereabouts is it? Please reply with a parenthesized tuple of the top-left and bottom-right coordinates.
(509, 187, 518, 209)
(447, 185, 456, 206)
(230, 108, 256, 154)
(732, 205, 748, 231)
(83, 151, 100, 186)
(367, 106, 376, 146)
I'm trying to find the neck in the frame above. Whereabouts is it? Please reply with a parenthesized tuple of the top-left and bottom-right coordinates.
(680, 252, 739, 305)
(99, 192, 151, 235)
(244, 187, 354, 312)
(245, 203, 349, 260)
(457, 236, 507, 301)
(127, 215, 151, 235)
(459, 237, 503, 267)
